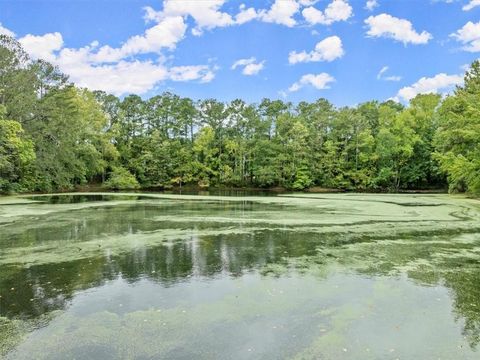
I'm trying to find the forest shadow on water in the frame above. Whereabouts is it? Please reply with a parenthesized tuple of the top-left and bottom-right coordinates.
(1, 193, 480, 359)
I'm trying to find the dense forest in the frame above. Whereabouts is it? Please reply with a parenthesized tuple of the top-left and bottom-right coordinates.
(0, 35, 479, 195)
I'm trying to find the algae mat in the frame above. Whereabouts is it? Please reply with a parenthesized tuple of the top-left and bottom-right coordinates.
(1, 192, 480, 359)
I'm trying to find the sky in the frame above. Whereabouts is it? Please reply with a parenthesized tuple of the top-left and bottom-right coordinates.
(0, 0, 479, 106)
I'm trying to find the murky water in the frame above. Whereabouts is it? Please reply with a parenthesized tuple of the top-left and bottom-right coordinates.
(1, 193, 480, 359)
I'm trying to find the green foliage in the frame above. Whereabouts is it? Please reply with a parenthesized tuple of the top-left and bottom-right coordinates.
(0, 105, 35, 193)
(0, 38, 479, 195)
(292, 166, 314, 190)
(29, 86, 109, 191)
(103, 166, 140, 190)
(434, 61, 480, 195)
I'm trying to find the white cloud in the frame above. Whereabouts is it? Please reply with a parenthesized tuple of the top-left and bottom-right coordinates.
(385, 76, 401, 82)
(121, 16, 186, 55)
(298, 0, 319, 5)
(143, 0, 352, 32)
(6, 1, 243, 96)
(231, 58, 253, 69)
(14, 15, 214, 95)
(235, 5, 259, 25)
(289, 35, 344, 64)
(19, 32, 64, 62)
(0, 23, 15, 37)
(89, 16, 187, 63)
(289, 73, 335, 92)
(231, 57, 265, 75)
(243, 62, 265, 75)
(31, 14, 186, 67)
(259, 0, 300, 27)
(169, 65, 215, 82)
(377, 66, 388, 79)
(395, 73, 463, 101)
(164, 0, 233, 29)
(144, 0, 234, 35)
(365, 0, 378, 11)
(377, 66, 401, 81)
(15, 2, 224, 96)
(302, 0, 353, 26)
(53, 44, 218, 96)
(62, 60, 170, 96)
(365, 13, 432, 45)
(463, 0, 480, 11)
(451, 21, 480, 52)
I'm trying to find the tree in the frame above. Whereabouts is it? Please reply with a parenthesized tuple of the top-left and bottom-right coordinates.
(4, 37, 480, 195)
(402, 94, 443, 189)
(103, 166, 139, 190)
(374, 103, 420, 191)
(434, 61, 480, 194)
(193, 126, 218, 187)
(0, 35, 38, 124)
(31, 86, 109, 191)
(0, 105, 35, 192)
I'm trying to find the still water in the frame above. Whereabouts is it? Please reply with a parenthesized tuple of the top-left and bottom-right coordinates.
(1, 193, 480, 359)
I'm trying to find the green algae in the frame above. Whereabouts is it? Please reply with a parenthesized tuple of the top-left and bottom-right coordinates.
(1, 192, 478, 268)
(1, 192, 480, 359)
(0, 227, 257, 266)
(0, 311, 63, 357)
(11, 272, 472, 360)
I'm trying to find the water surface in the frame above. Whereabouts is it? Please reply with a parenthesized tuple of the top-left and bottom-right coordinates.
(1, 193, 480, 359)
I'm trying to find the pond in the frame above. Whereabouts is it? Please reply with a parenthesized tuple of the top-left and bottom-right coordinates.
(1, 192, 480, 359)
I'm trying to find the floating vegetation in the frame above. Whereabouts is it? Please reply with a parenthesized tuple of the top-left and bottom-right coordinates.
(1, 193, 480, 359)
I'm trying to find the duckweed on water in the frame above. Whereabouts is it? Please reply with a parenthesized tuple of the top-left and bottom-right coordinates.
(1, 193, 480, 359)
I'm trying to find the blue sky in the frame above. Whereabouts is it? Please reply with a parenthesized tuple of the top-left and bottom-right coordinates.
(1, 0, 479, 106)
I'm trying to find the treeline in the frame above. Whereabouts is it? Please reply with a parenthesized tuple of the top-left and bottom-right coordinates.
(1, 35, 479, 194)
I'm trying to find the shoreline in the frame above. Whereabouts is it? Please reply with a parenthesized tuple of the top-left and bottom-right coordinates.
(1, 184, 450, 197)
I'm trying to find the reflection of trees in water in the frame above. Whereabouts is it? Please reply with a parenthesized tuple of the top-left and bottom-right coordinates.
(0, 229, 321, 318)
(1, 257, 108, 319)
(329, 231, 480, 349)
(0, 200, 295, 250)
(445, 270, 480, 347)
(1, 222, 480, 348)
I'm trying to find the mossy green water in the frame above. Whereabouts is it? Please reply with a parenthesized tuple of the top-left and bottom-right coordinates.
(1, 193, 480, 359)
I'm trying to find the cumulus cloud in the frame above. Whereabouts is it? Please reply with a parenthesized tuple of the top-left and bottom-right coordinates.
(63, 60, 170, 96)
(235, 4, 260, 25)
(365, 13, 432, 45)
(302, 0, 353, 26)
(0, 23, 15, 37)
(298, 0, 319, 5)
(258, 0, 300, 27)
(288, 35, 344, 64)
(365, 0, 379, 11)
(120, 16, 187, 54)
(289, 73, 335, 92)
(451, 21, 480, 52)
(144, 0, 316, 33)
(89, 16, 187, 63)
(12, 0, 245, 97)
(53, 46, 217, 96)
(377, 66, 402, 81)
(13, 8, 215, 96)
(169, 65, 216, 82)
(144, 0, 234, 35)
(21, 13, 187, 66)
(395, 73, 463, 101)
(231, 57, 265, 75)
(19, 32, 64, 62)
(141, 0, 353, 34)
(463, 0, 480, 11)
